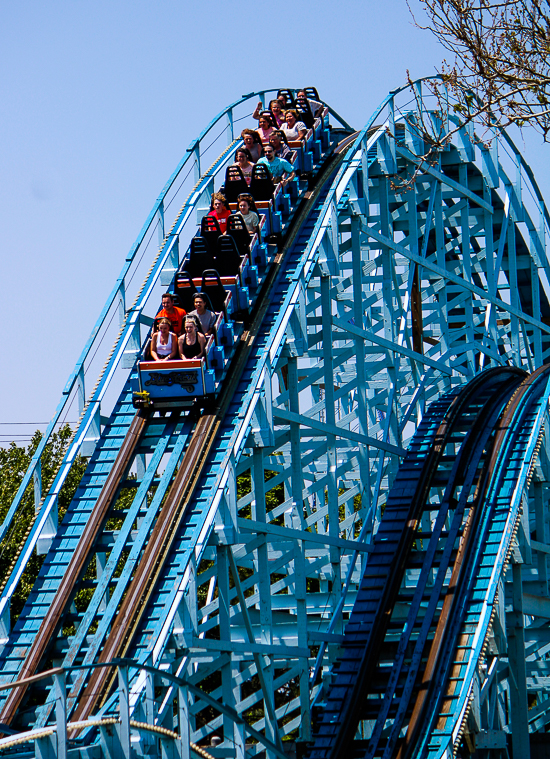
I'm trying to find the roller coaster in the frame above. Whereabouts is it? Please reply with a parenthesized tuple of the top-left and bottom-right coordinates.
(3, 81, 550, 758)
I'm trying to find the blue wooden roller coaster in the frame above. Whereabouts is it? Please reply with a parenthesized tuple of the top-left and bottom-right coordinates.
(2, 80, 550, 758)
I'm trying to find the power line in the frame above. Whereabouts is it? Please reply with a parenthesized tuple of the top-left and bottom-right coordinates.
(0, 422, 77, 426)
(0, 435, 44, 438)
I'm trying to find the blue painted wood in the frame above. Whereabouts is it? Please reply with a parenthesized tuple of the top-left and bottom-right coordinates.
(89, 161, 348, 725)
(0, 90, 352, 589)
(422, 369, 550, 759)
(306, 370, 525, 759)
(6, 81, 550, 759)
(2, 97, 340, 735)
(0, 380, 180, 705)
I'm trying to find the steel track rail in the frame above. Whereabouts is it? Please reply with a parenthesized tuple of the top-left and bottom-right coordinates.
(306, 367, 526, 759)
(0, 408, 152, 727)
(392, 372, 530, 759)
(67, 147, 350, 728)
(364, 368, 526, 759)
(410, 365, 550, 759)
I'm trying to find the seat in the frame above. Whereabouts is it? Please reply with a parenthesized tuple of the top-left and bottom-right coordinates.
(184, 236, 215, 278)
(304, 86, 320, 101)
(227, 214, 251, 256)
(216, 235, 242, 277)
(277, 89, 295, 107)
(152, 292, 186, 333)
(200, 215, 222, 256)
(250, 163, 275, 202)
(296, 101, 314, 129)
(198, 291, 215, 312)
(223, 165, 249, 202)
(175, 269, 198, 312)
(201, 269, 228, 314)
(260, 110, 276, 127)
(142, 338, 152, 361)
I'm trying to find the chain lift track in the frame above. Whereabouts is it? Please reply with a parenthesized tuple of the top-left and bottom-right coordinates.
(3, 82, 550, 758)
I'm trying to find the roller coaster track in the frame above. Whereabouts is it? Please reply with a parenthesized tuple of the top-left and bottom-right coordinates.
(3, 82, 550, 758)
(0, 94, 354, 736)
(307, 364, 550, 759)
(67, 148, 350, 727)
(306, 366, 534, 758)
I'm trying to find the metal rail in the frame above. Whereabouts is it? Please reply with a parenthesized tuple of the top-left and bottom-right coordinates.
(0, 408, 151, 725)
(0, 660, 218, 759)
(414, 365, 550, 759)
(307, 367, 527, 759)
(0, 91, 353, 620)
(69, 146, 351, 727)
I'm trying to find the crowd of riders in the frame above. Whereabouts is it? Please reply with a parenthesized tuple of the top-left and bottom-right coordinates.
(149, 89, 324, 362)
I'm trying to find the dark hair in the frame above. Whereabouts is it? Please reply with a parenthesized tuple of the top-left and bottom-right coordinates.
(258, 111, 276, 127)
(210, 191, 229, 211)
(162, 292, 174, 302)
(235, 147, 252, 162)
(194, 291, 213, 311)
(237, 193, 259, 215)
(241, 128, 262, 145)
(270, 129, 289, 146)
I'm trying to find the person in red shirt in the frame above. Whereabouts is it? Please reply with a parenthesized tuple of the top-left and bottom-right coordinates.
(208, 192, 232, 234)
(156, 293, 186, 336)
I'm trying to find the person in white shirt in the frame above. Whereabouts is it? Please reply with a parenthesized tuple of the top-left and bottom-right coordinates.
(150, 319, 179, 361)
(281, 110, 307, 141)
(296, 90, 323, 117)
(236, 194, 261, 237)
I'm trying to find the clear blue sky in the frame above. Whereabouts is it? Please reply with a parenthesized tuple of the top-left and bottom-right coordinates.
(1, 0, 549, 445)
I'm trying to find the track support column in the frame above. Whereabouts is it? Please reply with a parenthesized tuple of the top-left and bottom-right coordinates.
(507, 562, 531, 759)
(177, 685, 190, 759)
(118, 665, 132, 759)
(55, 671, 67, 759)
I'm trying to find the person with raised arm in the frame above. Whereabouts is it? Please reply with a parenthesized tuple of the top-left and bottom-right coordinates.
(269, 99, 285, 127)
(252, 99, 285, 127)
